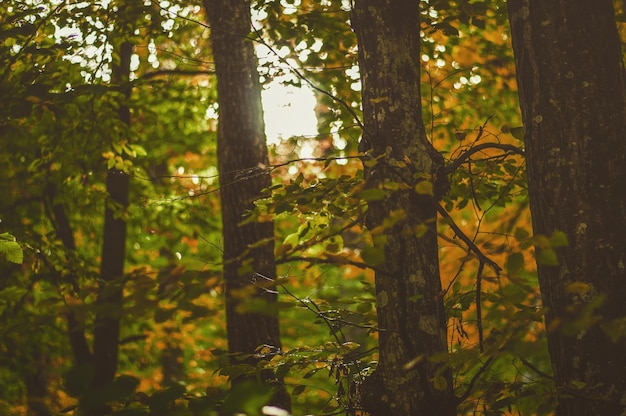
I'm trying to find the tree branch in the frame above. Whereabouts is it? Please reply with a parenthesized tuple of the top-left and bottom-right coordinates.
(276, 255, 372, 271)
(456, 356, 495, 404)
(519, 356, 554, 380)
(476, 260, 485, 353)
(137, 69, 215, 82)
(443, 143, 524, 175)
(436, 203, 502, 275)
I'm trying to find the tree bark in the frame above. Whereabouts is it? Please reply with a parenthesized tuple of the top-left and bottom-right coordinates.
(203, 0, 290, 410)
(508, 1, 626, 414)
(351, 1, 455, 415)
(92, 40, 133, 400)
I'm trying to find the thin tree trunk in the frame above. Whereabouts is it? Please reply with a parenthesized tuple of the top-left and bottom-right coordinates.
(508, 1, 626, 414)
(92, 40, 133, 404)
(203, 0, 290, 410)
(160, 326, 185, 387)
(45, 182, 93, 365)
(351, 1, 455, 414)
(23, 348, 52, 416)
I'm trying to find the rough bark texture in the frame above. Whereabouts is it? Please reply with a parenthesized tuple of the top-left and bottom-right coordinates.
(204, 0, 290, 410)
(508, 1, 626, 414)
(92, 41, 133, 398)
(351, 1, 455, 415)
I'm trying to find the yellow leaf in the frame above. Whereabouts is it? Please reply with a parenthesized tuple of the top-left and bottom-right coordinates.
(364, 158, 378, 168)
(565, 281, 594, 295)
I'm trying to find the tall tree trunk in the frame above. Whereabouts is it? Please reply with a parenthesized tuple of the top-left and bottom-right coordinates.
(508, 1, 626, 414)
(351, 1, 455, 415)
(92, 40, 133, 401)
(203, 0, 290, 410)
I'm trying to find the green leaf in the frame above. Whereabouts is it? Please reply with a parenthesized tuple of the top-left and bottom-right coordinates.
(356, 188, 387, 201)
(282, 232, 300, 248)
(409, 294, 424, 302)
(147, 383, 186, 412)
(130, 144, 147, 156)
(510, 126, 524, 141)
(122, 143, 136, 157)
(506, 252, 524, 276)
(221, 381, 273, 414)
(0, 233, 23, 264)
(536, 248, 558, 266)
(549, 230, 569, 248)
(0, 287, 27, 303)
(356, 302, 372, 313)
(154, 307, 175, 323)
(414, 181, 434, 196)
(434, 21, 459, 36)
(112, 142, 123, 154)
(361, 246, 385, 266)
(105, 375, 140, 402)
(514, 227, 530, 241)
(383, 181, 406, 191)
(275, 363, 293, 380)
(188, 395, 219, 414)
(303, 368, 321, 379)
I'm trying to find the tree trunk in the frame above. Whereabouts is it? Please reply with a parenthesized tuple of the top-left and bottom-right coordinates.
(45, 182, 93, 365)
(203, 0, 290, 410)
(351, 1, 455, 415)
(24, 348, 52, 416)
(508, 1, 626, 414)
(92, 40, 133, 401)
(161, 326, 185, 387)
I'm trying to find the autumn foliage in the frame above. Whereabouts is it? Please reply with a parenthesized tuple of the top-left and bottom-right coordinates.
(1, 1, 624, 415)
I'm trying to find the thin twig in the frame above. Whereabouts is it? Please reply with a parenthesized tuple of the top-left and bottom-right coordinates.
(456, 356, 495, 404)
(519, 356, 554, 380)
(435, 203, 502, 275)
(444, 143, 524, 175)
(476, 260, 485, 353)
(268, 155, 363, 171)
(276, 255, 372, 272)
(137, 69, 215, 81)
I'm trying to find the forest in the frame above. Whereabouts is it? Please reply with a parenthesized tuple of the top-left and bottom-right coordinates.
(1, 1, 625, 415)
